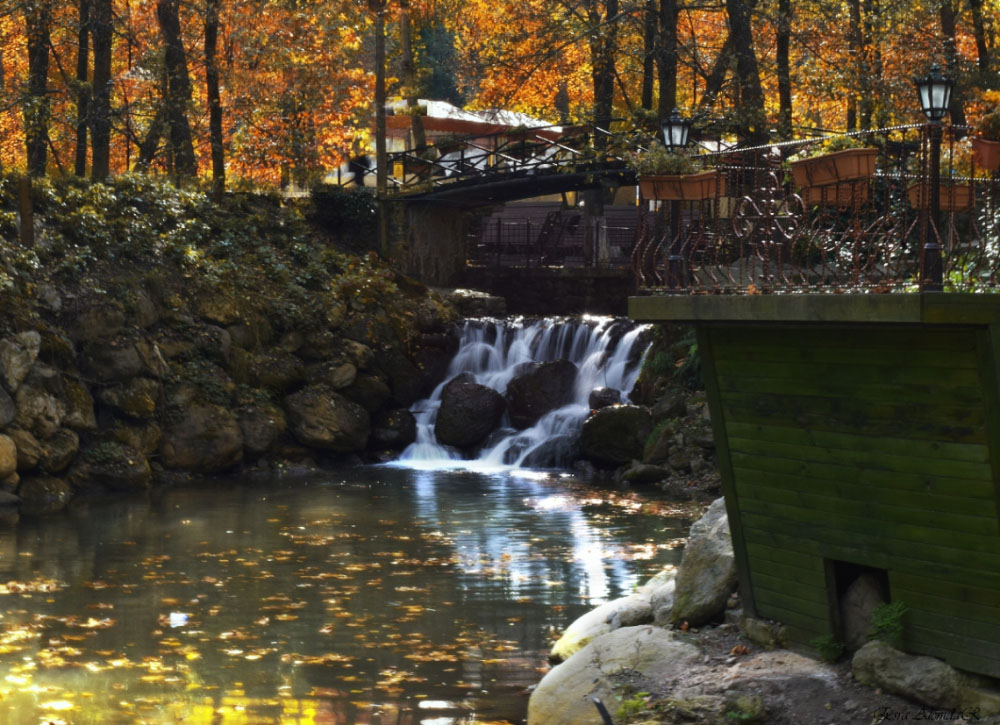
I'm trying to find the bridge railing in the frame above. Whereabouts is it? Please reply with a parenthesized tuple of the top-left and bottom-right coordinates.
(634, 124, 1000, 294)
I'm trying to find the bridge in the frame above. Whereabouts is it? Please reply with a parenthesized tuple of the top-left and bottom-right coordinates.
(351, 121, 1000, 304)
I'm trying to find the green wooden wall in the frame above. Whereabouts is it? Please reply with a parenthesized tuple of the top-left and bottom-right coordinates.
(701, 323, 1000, 678)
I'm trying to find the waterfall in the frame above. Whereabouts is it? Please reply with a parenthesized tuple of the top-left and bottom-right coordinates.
(396, 316, 650, 471)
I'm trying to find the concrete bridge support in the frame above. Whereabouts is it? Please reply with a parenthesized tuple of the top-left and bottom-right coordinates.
(387, 199, 470, 286)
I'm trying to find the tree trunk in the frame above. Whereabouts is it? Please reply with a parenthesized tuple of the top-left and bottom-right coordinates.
(205, 0, 224, 200)
(588, 0, 618, 149)
(725, 0, 766, 143)
(399, 0, 426, 148)
(75, 0, 91, 176)
(939, 0, 967, 128)
(26, 0, 52, 177)
(640, 0, 656, 110)
(656, 0, 677, 120)
(696, 34, 733, 113)
(775, 0, 792, 139)
(968, 0, 990, 73)
(90, 0, 112, 178)
(156, 0, 197, 178)
(846, 0, 861, 130)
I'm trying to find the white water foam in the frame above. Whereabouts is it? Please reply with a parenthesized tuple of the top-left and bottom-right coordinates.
(395, 316, 650, 471)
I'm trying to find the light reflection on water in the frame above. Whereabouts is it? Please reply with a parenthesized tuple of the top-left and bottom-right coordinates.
(0, 467, 690, 724)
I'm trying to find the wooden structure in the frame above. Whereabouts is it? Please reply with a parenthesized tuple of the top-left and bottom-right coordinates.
(630, 293, 1000, 679)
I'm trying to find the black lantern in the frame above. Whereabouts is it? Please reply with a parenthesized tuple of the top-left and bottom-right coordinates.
(915, 65, 953, 121)
(661, 109, 691, 150)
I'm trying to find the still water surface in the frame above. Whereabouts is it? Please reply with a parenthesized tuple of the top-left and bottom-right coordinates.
(0, 467, 690, 724)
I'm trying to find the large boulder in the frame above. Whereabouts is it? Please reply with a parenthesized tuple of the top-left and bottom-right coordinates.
(371, 409, 417, 449)
(528, 626, 700, 725)
(840, 573, 887, 650)
(578, 405, 652, 465)
(97, 377, 161, 419)
(0, 435, 16, 478)
(8, 429, 42, 471)
(81, 337, 144, 382)
(160, 403, 243, 472)
(284, 385, 370, 453)
(505, 360, 577, 429)
(39, 428, 79, 474)
(14, 369, 67, 440)
(0, 331, 41, 394)
(250, 350, 305, 392)
(852, 640, 961, 708)
(670, 497, 738, 627)
(69, 441, 152, 491)
(588, 387, 621, 410)
(434, 374, 506, 449)
(62, 378, 97, 431)
(0, 388, 15, 428)
(341, 374, 392, 412)
(238, 404, 286, 456)
(550, 593, 654, 663)
(18, 475, 73, 515)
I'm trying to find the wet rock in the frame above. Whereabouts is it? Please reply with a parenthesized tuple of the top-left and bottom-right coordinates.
(18, 475, 73, 515)
(0, 331, 41, 394)
(0, 490, 18, 505)
(520, 435, 576, 468)
(298, 330, 340, 361)
(588, 387, 621, 410)
(8, 429, 42, 471)
(0, 472, 18, 493)
(69, 441, 151, 491)
(371, 409, 417, 449)
(528, 626, 701, 725)
(341, 340, 375, 370)
(238, 404, 287, 455)
(135, 339, 170, 379)
(39, 429, 79, 474)
(550, 592, 654, 662)
(852, 640, 960, 708)
(251, 350, 306, 392)
(622, 461, 672, 485)
(196, 294, 240, 326)
(435, 374, 506, 449)
(342, 374, 391, 413)
(0, 435, 16, 478)
(578, 405, 652, 466)
(505, 360, 577, 429)
(442, 288, 506, 317)
(97, 377, 161, 419)
(160, 404, 243, 472)
(670, 497, 738, 627)
(284, 385, 370, 453)
(376, 347, 424, 406)
(306, 361, 357, 391)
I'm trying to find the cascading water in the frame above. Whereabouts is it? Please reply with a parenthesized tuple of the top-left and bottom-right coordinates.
(396, 316, 651, 470)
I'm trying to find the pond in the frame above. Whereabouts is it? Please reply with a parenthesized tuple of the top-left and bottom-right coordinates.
(0, 466, 692, 724)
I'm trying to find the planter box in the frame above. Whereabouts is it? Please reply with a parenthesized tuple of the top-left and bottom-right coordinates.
(972, 137, 1000, 171)
(907, 182, 973, 212)
(789, 148, 878, 188)
(638, 170, 726, 201)
(799, 183, 870, 208)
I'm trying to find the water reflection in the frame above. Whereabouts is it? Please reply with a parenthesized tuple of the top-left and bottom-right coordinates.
(0, 467, 689, 724)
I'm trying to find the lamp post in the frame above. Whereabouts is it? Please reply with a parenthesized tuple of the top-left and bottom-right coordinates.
(915, 65, 953, 292)
(662, 109, 691, 289)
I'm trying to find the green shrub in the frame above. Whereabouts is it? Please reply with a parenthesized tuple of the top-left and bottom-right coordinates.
(810, 634, 845, 662)
(871, 601, 908, 647)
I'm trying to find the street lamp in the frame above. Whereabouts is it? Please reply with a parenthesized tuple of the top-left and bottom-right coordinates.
(662, 109, 691, 151)
(915, 65, 954, 291)
(661, 109, 691, 289)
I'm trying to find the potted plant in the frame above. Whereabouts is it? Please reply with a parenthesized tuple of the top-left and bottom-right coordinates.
(631, 143, 725, 201)
(787, 134, 878, 196)
(972, 107, 1000, 171)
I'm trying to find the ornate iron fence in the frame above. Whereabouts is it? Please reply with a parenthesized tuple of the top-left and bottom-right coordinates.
(633, 124, 1000, 294)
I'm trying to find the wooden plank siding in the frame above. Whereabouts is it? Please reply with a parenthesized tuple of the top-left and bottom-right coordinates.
(703, 323, 1000, 678)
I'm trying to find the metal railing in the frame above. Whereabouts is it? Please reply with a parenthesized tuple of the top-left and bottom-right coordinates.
(633, 124, 1000, 294)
